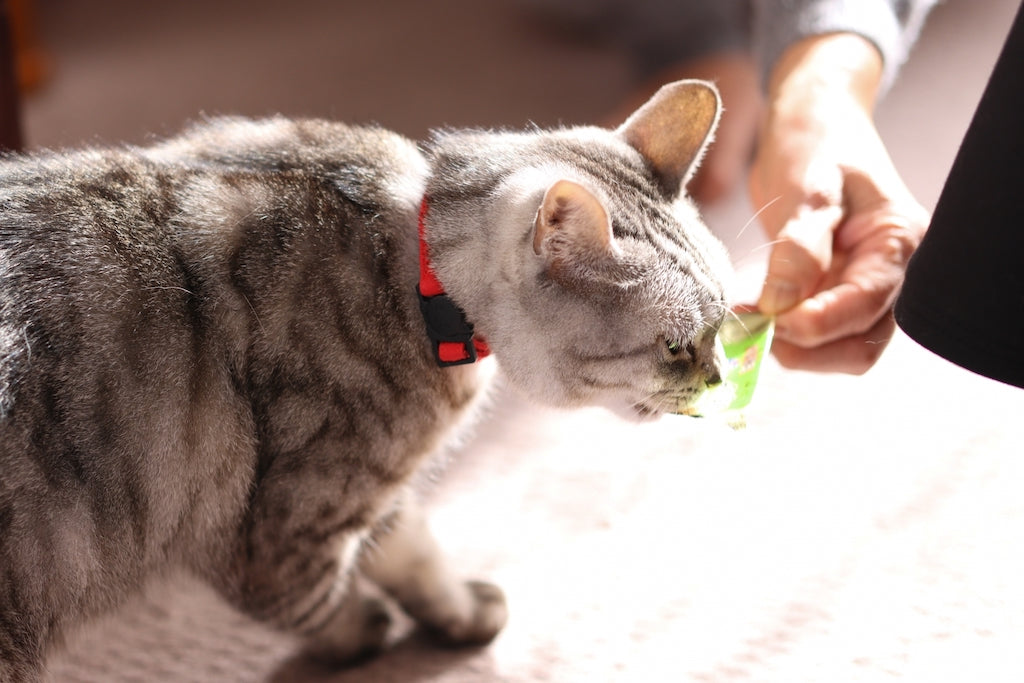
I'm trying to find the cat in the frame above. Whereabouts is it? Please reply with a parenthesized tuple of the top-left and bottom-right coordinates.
(0, 79, 731, 680)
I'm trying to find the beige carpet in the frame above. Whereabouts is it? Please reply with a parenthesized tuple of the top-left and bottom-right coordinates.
(43, 325, 1024, 681)
(22, 0, 1024, 680)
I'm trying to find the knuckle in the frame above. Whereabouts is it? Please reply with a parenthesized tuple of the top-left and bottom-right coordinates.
(803, 188, 837, 212)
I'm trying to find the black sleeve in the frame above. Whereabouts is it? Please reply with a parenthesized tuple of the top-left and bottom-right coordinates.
(894, 1, 1024, 389)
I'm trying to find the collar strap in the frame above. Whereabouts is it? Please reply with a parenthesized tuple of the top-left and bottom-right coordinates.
(417, 197, 490, 366)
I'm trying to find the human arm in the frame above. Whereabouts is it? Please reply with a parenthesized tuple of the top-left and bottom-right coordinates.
(747, 1, 936, 373)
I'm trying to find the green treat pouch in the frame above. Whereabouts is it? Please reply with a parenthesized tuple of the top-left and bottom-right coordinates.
(682, 312, 774, 422)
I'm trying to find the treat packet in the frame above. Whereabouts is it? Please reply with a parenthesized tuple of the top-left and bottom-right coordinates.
(681, 312, 774, 425)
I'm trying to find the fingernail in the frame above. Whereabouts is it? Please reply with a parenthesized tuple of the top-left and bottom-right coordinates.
(760, 279, 800, 314)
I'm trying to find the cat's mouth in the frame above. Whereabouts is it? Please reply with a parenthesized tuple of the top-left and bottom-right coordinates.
(630, 387, 706, 420)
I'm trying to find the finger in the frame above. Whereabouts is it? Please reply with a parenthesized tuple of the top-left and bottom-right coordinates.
(773, 275, 895, 349)
(757, 202, 843, 315)
(836, 204, 928, 264)
(773, 230, 909, 348)
(771, 313, 896, 374)
(835, 170, 928, 251)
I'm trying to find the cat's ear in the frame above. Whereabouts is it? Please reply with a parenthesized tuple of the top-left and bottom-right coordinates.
(533, 179, 615, 282)
(616, 79, 721, 198)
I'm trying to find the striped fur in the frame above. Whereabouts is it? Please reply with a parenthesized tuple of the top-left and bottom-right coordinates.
(0, 81, 730, 680)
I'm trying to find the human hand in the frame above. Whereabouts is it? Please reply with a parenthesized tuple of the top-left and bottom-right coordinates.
(749, 34, 929, 374)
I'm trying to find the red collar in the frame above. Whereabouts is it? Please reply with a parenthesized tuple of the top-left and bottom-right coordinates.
(417, 197, 490, 366)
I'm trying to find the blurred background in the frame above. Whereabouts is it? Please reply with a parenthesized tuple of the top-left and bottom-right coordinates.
(8, 0, 1013, 214)
(15, 0, 635, 146)
(9, 0, 1016, 290)
(5, 0, 1024, 681)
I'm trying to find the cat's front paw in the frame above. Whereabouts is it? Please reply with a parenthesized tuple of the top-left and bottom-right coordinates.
(426, 580, 508, 646)
(305, 588, 394, 665)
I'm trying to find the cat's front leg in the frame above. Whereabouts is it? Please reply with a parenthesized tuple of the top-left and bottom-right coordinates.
(361, 490, 508, 646)
(298, 571, 395, 664)
(211, 475, 402, 665)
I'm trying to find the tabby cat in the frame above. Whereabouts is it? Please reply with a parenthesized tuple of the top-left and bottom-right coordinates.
(0, 80, 731, 680)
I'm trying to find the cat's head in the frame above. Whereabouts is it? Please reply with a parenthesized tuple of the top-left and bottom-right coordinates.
(428, 80, 733, 420)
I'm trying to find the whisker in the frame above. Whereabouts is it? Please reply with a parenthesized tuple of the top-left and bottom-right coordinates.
(633, 388, 697, 416)
(735, 195, 782, 241)
(728, 198, 788, 268)
(242, 293, 266, 333)
(704, 300, 734, 333)
(729, 237, 790, 271)
(734, 314, 754, 336)
(749, 237, 789, 254)
(632, 390, 663, 414)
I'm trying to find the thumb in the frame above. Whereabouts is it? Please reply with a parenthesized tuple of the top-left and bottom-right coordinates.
(758, 203, 842, 315)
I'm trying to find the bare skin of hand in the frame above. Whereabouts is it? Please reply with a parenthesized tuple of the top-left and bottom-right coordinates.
(750, 34, 929, 374)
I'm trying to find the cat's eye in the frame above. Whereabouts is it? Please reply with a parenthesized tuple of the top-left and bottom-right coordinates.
(665, 339, 696, 360)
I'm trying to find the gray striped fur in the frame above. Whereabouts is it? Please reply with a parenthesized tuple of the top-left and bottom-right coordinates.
(0, 81, 730, 680)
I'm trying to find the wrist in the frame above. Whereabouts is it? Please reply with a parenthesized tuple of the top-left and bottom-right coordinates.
(767, 33, 884, 117)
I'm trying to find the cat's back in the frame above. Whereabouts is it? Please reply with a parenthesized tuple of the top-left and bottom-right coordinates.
(0, 117, 425, 244)
(144, 116, 427, 208)
(0, 117, 429, 526)
(0, 118, 445, 670)
(0, 116, 433, 578)
(0, 117, 426, 412)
